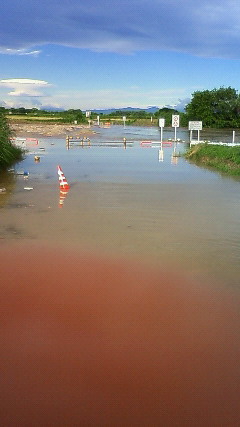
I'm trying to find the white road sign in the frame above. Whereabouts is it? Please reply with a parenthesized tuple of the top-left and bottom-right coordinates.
(172, 115, 179, 127)
(188, 121, 202, 130)
(159, 118, 165, 127)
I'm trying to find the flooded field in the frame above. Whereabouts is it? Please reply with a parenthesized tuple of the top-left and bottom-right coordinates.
(1, 125, 240, 425)
(1, 125, 240, 287)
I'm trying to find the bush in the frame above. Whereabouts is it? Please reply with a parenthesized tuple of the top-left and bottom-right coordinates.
(0, 113, 23, 169)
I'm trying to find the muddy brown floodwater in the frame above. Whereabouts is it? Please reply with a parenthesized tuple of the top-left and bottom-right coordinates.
(1, 127, 240, 425)
(1, 243, 240, 426)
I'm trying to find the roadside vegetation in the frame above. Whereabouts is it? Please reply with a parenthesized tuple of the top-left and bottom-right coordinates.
(0, 111, 23, 170)
(185, 144, 240, 176)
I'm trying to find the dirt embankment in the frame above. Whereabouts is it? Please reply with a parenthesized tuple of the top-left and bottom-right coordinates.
(10, 122, 96, 138)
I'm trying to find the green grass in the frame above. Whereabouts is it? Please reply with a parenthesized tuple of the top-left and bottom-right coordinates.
(0, 141, 23, 169)
(185, 144, 240, 176)
(7, 115, 64, 122)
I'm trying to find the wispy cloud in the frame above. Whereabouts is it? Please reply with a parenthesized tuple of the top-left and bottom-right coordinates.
(0, 0, 240, 58)
(0, 48, 41, 56)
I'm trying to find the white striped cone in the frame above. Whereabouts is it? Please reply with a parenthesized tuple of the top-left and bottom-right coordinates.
(57, 165, 70, 190)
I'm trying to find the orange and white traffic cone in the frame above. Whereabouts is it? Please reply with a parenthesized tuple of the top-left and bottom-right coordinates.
(57, 165, 70, 190)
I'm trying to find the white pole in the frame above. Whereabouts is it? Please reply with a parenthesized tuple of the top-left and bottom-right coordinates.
(160, 127, 163, 143)
(233, 130, 235, 144)
(97, 115, 100, 126)
(174, 127, 177, 142)
(197, 129, 200, 142)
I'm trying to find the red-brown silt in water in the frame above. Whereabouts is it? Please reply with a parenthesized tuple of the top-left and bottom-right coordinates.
(0, 243, 240, 426)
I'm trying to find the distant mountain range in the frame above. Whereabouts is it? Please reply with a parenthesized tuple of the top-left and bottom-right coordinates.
(88, 106, 160, 114)
(85, 100, 189, 114)
(1, 99, 189, 113)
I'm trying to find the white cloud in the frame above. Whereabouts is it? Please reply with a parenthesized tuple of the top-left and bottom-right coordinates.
(0, 48, 40, 56)
(0, 79, 52, 97)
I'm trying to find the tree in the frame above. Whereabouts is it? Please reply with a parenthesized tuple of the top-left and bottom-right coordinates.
(185, 87, 240, 128)
(60, 109, 87, 123)
(154, 107, 180, 127)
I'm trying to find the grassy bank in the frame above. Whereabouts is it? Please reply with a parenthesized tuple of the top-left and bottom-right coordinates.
(185, 144, 240, 176)
(0, 114, 23, 170)
(7, 115, 65, 122)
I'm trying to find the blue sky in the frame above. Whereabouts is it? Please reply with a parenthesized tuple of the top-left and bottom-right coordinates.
(0, 0, 240, 111)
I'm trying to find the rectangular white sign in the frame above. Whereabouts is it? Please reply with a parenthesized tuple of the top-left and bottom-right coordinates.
(188, 121, 202, 130)
(172, 115, 179, 127)
(159, 118, 165, 127)
(123, 116, 126, 121)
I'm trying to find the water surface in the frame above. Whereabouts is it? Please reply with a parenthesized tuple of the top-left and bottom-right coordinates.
(1, 126, 240, 287)
(1, 125, 240, 425)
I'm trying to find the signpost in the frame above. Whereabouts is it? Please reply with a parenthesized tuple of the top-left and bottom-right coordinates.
(159, 118, 165, 143)
(188, 121, 202, 142)
(123, 116, 126, 127)
(172, 115, 179, 141)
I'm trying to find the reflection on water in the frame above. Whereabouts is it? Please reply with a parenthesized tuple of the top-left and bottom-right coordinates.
(0, 169, 17, 208)
(59, 188, 69, 208)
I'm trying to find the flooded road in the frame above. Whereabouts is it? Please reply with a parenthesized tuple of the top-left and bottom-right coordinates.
(1, 125, 240, 425)
(1, 126, 240, 287)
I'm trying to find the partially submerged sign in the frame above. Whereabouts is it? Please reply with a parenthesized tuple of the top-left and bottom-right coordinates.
(159, 118, 165, 127)
(188, 121, 202, 131)
(172, 115, 179, 127)
(172, 115, 180, 141)
(189, 121, 202, 143)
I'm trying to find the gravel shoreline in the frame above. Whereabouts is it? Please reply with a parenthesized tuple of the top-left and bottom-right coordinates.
(10, 122, 96, 138)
